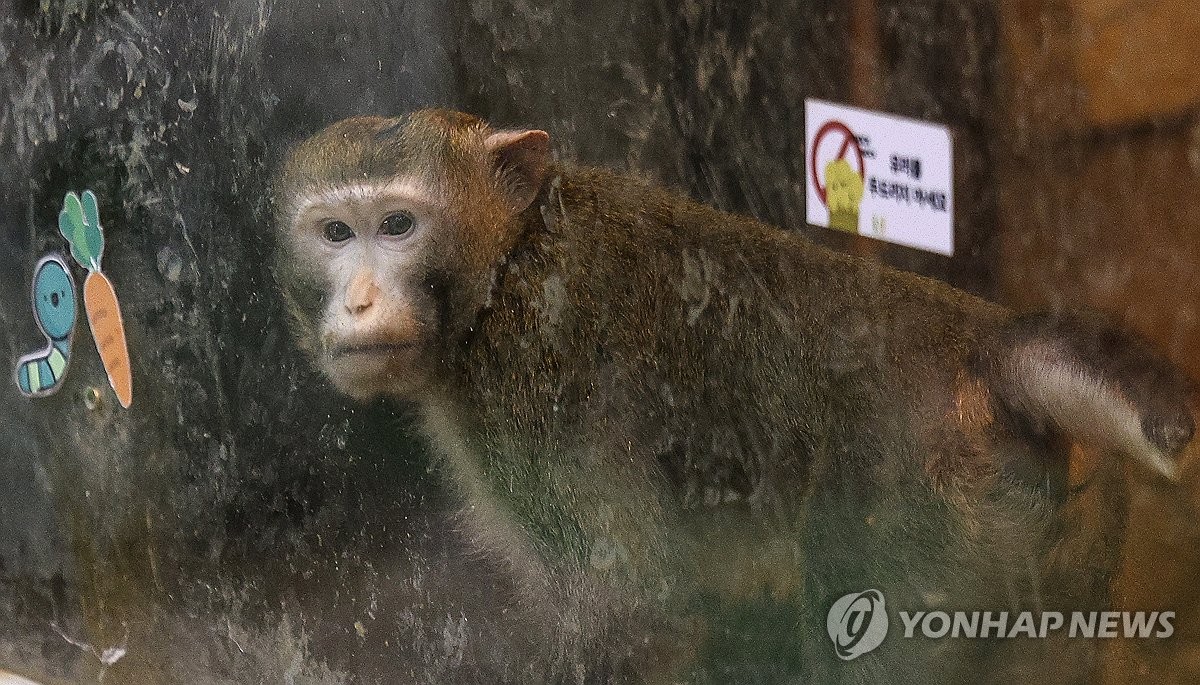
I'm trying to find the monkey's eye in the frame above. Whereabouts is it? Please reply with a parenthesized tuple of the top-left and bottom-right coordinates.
(323, 220, 354, 243)
(379, 212, 415, 237)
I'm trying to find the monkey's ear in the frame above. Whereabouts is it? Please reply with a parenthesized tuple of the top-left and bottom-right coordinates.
(485, 129, 551, 213)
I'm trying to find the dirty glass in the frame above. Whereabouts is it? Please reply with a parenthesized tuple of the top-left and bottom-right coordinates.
(1, 1, 1197, 683)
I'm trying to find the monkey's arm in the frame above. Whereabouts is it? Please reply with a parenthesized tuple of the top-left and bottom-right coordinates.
(979, 312, 1196, 480)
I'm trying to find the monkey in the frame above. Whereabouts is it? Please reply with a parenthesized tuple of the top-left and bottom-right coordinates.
(271, 110, 1195, 683)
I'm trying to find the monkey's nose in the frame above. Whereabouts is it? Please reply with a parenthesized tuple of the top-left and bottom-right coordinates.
(345, 272, 381, 317)
(345, 293, 377, 317)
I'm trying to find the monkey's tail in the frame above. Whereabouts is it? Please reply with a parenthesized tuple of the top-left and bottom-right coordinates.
(983, 313, 1196, 480)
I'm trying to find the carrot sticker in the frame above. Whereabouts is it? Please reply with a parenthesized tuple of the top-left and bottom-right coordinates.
(59, 190, 133, 408)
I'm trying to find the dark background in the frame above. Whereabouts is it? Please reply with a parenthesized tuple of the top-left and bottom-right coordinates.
(1, 0, 1196, 682)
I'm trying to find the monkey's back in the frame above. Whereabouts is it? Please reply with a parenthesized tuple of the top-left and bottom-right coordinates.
(535, 163, 1018, 492)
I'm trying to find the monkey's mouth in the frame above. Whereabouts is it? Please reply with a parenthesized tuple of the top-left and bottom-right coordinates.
(324, 338, 422, 400)
(330, 341, 414, 358)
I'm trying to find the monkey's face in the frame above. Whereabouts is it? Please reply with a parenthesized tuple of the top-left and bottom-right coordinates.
(282, 178, 448, 401)
(274, 111, 551, 403)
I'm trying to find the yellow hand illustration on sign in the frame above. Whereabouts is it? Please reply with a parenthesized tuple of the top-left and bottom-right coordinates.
(824, 158, 864, 233)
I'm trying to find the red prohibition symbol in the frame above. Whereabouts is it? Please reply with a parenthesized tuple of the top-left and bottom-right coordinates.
(810, 120, 866, 206)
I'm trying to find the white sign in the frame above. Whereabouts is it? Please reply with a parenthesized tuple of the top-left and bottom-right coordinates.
(805, 99, 954, 256)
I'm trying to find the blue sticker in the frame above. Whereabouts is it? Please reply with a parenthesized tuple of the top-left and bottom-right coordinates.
(14, 254, 77, 398)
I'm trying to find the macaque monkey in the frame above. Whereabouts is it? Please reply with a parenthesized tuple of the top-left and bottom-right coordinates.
(272, 110, 1195, 683)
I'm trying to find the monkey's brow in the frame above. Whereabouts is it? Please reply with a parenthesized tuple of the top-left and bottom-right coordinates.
(289, 178, 442, 223)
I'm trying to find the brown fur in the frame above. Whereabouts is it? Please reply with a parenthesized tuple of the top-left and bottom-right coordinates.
(272, 110, 1195, 683)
